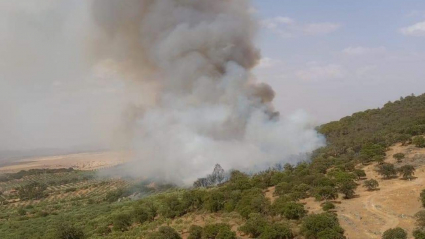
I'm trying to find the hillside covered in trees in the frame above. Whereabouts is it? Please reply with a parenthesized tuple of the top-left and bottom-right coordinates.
(1, 93, 425, 239)
(318, 93, 425, 158)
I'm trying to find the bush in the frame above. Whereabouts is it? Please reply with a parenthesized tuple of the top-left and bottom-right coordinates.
(413, 136, 425, 148)
(274, 182, 293, 196)
(382, 227, 407, 239)
(393, 153, 405, 163)
(363, 179, 379, 191)
(228, 171, 252, 191)
(415, 210, 425, 228)
(414, 230, 425, 239)
(300, 213, 344, 239)
(279, 202, 306, 220)
(56, 223, 85, 239)
(203, 223, 235, 239)
(204, 190, 225, 213)
(339, 180, 357, 199)
(322, 202, 336, 212)
(17, 208, 26, 216)
(377, 163, 397, 179)
(235, 188, 269, 218)
(260, 223, 293, 239)
(353, 169, 366, 180)
(239, 213, 268, 238)
(159, 195, 185, 218)
(133, 206, 153, 224)
(104, 188, 129, 202)
(398, 165, 416, 180)
(147, 226, 181, 239)
(112, 213, 132, 232)
(17, 182, 47, 200)
(188, 225, 203, 239)
(314, 186, 338, 201)
(421, 189, 425, 207)
(317, 228, 345, 239)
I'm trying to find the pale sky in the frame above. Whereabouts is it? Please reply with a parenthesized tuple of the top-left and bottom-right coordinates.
(0, 1, 424, 151)
(253, 0, 425, 122)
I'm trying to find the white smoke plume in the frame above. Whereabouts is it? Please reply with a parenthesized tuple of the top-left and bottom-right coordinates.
(0, 0, 325, 184)
(89, 0, 325, 184)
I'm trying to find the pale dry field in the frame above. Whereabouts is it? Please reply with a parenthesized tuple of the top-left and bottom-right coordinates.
(303, 143, 425, 239)
(0, 151, 132, 173)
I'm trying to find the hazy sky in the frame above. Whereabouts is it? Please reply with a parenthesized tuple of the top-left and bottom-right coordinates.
(0, 1, 424, 152)
(253, 0, 425, 122)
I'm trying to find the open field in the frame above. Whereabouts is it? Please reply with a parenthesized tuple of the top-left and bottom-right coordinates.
(301, 143, 425, 239)
(0, 151, 132, 173)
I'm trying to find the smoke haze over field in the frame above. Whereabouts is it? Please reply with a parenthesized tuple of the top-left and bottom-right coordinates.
(0, 0, 324, 184)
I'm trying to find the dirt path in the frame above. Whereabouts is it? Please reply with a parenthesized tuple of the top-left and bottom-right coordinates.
(336, 144, 425, 239)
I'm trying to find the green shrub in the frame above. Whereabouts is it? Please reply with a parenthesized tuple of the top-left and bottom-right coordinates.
(228, 171, 252, 191)
(413, 230, 425, 239)
(17, 208, 26, 216)
(314, 186, 338, 201)
(259, 223, 293, 239)
(56, 223, 85, 239)
(112, 213, 132, 232)
(147, 226, 181, 239)
(204, 190, 225, 213)
(17, 182, 47, 200)
(300, 213, 344, 239)
(382, 227, 407, 239)
(322, 202, 335, 212)
(274, 182, 293, 196)
(413, 136, 425, 148)
(377, 163, 397, 179)
(235, 188, 269, 218)
(239, 213, 268, 238)
(279, 202, 306, 220)
(421, 189, 425, 207)
(353, 169, 366, 179)
(363, 179, 379, 191)
(188, 225, 203, 239)
(159, 195, 185, 218)
(203, 223, 234, 239)
(65, 187, 77, 193)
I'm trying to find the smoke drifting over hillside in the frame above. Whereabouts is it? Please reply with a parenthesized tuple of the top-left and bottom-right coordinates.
(0, 0, 324, 184)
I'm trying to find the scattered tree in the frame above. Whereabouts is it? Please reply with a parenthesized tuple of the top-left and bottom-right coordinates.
(393, 153, 405, 163)
(314, 186, 338, 201)
(398, 165, 416, 180)
(413, 230, 425, 239)
(339, 180, 358, 199)
(353, 169, 366, 180)
(147, 226, 181, 239)
(363, 179, 379, 191)
(17, 182, 47, 200)
(300, 213, 345, 239)
(377, 163, 397, 179)
(413, 136, 425, 148)
(421, 189, 425, 207)
(56, 223, 85, 239)
(112, 213, 132, 232)
(260, 223, 293, 239)
(322, 202, 336, 212)
(188, 225, 203, 239)
(239, 213, 268, 238)
(415, 210, 425, 228)
(203, 223, 235, 239)
(382, 227, 407, 239)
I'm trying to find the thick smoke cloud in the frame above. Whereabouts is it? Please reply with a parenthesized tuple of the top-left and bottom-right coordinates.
(89, 0, 325, 184)
(0, 0, 324, 184)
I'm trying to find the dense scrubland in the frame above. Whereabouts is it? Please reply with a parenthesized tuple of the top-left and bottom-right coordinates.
(1, 93, 425, 239)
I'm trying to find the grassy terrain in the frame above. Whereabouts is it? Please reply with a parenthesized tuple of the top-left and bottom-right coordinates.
(1, 93, 425, 239)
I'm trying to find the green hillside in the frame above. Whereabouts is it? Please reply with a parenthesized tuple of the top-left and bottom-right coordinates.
(1, 93, 425, 239)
